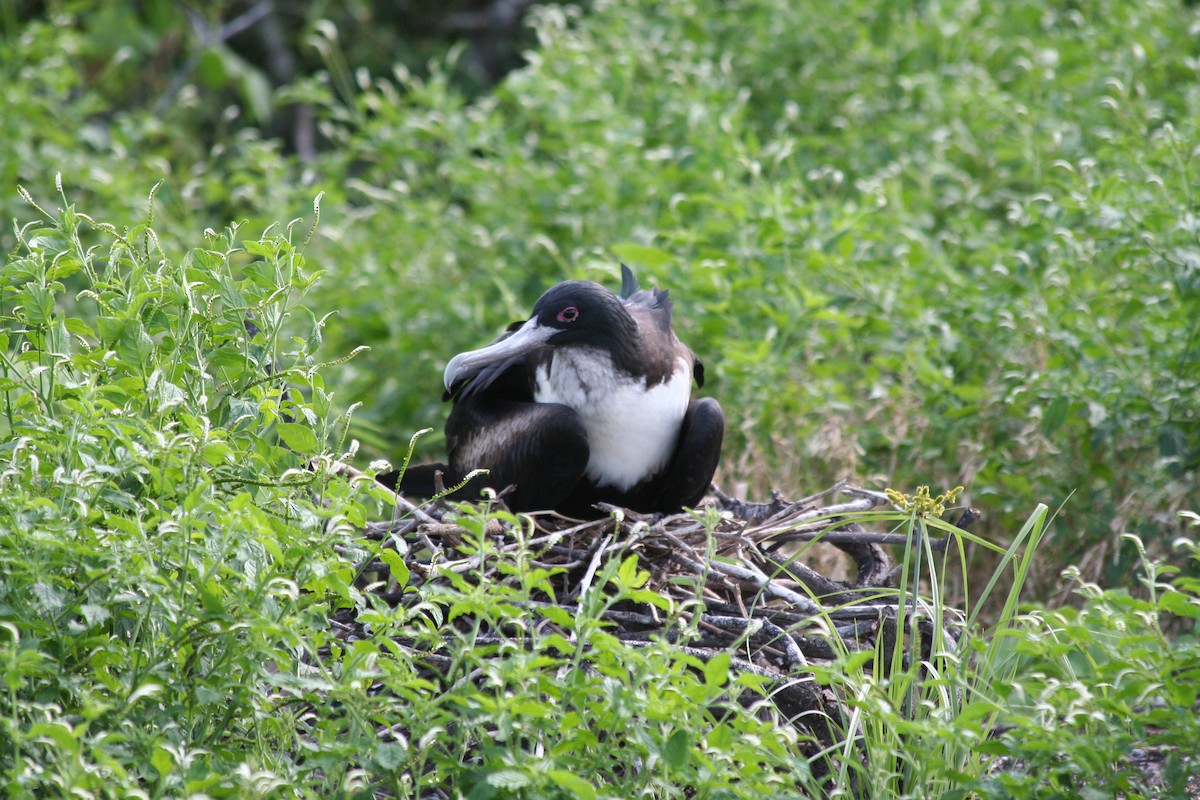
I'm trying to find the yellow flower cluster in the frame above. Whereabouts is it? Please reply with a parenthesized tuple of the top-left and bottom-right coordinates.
(884, 485, 965, 517)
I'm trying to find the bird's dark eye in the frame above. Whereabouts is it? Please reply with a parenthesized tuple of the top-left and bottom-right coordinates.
(557, 306, 580, 323)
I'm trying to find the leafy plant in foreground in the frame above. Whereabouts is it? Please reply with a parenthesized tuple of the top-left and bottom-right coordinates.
(0, 185, 375, 797)
(2, 186, 1195, 798)
(0, 189, 827, 798)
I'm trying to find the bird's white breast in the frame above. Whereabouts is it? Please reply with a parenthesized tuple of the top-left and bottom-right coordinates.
(534, 349, 691, 492)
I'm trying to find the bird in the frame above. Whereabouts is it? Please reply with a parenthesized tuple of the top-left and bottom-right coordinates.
(380, 265, 724, 518)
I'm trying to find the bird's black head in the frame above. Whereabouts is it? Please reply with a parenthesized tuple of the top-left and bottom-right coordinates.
(443, 276, 645, 399)
(529, 280, 638, 351)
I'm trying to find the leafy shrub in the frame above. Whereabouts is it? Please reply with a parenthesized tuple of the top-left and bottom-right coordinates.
(291, 0, 1199, 588)
(3, 194, 1196, 797)
(4, 3, 1200, 796)
(3, 0, 1197, 590)
(0, 193, 828, 799)
(0, 190, 360, 797)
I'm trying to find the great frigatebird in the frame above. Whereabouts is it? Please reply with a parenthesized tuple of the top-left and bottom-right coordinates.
(381, 265, 724, 518)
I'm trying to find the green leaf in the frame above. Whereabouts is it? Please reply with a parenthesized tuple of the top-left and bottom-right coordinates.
(707, 724, 733, 750)
(610, 242, 674, 268)
(1041, 396, 1071, 436)
(64, 317, 95, 340)
(17, 283, 55, 325)
(197, 47, 229, 85)
(628, 588, 672, 610)
(375, 742, 407, 770)
(542, 633, 575, 655)
(704, 652, 731, 687)
(276, 421, 319, 453)
(614, 554, 647, 589)
(116, 320, 154, 364)
(203, 441, 236, 466)
(150, 745, 174, 778)
(126, 682, 163, 705)
(663, 728, 690, 770)
(79, 603, 110, 628)
(547, 770, 597, 799)
(1159, 591, 1200, 619)
(539, 604, 575, 628)
(239, 65, 274, 125)
(484, 769, 529, 789)
(29, 721, 78, 753)
(380, 548, 410, 588)
(47, 256, 83, 281)
(200, 579, 226, 615)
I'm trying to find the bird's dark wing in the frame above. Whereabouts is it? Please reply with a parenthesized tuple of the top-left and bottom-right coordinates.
(648, 397, 724, 511)
(446, 394, 590, 512)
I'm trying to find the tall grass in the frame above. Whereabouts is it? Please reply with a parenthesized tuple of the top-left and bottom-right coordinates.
(797, 498, 1198, 798)
(774, 494, 1043, 796)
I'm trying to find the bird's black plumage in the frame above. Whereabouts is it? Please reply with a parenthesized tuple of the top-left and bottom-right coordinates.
(382, 265, 724, 518)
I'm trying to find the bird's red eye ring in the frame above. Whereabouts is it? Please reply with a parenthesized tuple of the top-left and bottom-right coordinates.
(557, 306, 579, 323)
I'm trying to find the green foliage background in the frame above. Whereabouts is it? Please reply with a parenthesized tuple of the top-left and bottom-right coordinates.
(2, 1, 1200, 797)
(5, 0, 1198, 586)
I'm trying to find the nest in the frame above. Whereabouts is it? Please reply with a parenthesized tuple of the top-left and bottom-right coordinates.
(328, 474, 979, 772)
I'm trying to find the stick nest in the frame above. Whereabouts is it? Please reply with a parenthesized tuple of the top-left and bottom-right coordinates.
(330, 478, 977, 758)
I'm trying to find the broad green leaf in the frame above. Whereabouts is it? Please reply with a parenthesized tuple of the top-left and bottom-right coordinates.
(150, 745, 174, 778)
(611, 242, 674, 268)
(203, 441, 236, 465)
(1159, 591, 1200, 619)
(64, 317, 95, 340)
(375, 742, 407, 770)
(547, 770, 597, 799)
(484, 769, 529, 789)
(276, 421, 319, 452)
(380, 548, 411, 588)
(704, 651, 731, 687)
(539, 604, 574, 628)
